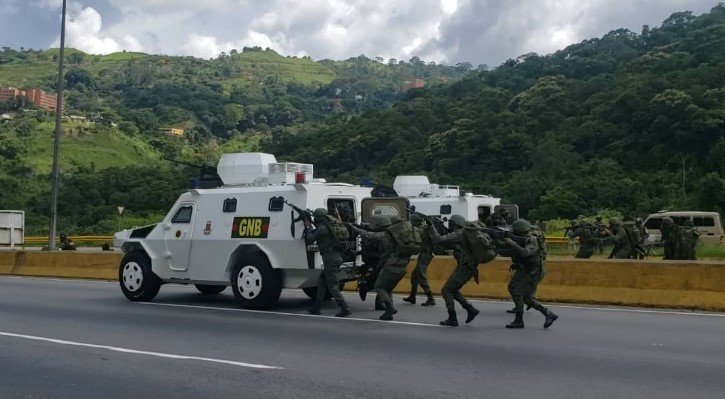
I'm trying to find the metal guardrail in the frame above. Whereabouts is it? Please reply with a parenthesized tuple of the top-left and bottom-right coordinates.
(23, 236, 113, 243)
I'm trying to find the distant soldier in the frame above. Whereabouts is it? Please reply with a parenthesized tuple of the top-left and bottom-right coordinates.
(566, 220, 578, 254)
(349, 216, 410, 321)
(682, 219, 700, 260)
(403, 214, 436, 307)
(606, 217, 632, 259)
(428, 214, 481, 327)
(499, 219, 558, 329)
(305, 208, 351, 317)
(593, 216, 606, 254)
(571, 220, 598, 259)
(660, 217, 678, 260)
(634, 217, 649, 259)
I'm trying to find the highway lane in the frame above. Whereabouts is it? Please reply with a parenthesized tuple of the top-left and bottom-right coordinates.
(1, 276, 725, 399)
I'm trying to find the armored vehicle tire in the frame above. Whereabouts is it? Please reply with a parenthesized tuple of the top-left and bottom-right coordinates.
(119, 251, 161, 302)
(302, 281, 346, 301)
(195, 284, 226, 295)
(231, 255, 282, 310)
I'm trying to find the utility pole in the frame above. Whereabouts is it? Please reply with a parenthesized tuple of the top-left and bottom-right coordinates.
(47, 0, 67, 251)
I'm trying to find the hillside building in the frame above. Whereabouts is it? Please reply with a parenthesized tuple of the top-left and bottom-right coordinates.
(0, 86, 64, 112)
(401, 79, 425, 92)
(159, 127, 184, 137)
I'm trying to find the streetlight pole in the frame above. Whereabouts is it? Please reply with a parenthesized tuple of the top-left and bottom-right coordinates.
(47, 0, 67, 251)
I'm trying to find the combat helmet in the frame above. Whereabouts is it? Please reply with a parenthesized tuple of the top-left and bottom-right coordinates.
(448, 214, 466, 229)
(511, 219, 531, 233)
(374, 215, 392, 228)
(608, 217, 621, 226)
(313, 208, 328, 218)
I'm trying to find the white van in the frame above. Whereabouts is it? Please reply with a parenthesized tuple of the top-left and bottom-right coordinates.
(643, 211, 724, 245)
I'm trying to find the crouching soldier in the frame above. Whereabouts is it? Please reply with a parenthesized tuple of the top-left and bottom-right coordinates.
(305, 208, 351, 318)
(428, 214, 480, 327)
(498, 219, 558, 329)
(348, 216, 410, 321)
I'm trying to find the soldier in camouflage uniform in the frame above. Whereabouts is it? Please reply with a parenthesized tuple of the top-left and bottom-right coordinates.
(349, 216, 410, 321)
(305, 208, 351, 317)
(572, 220, 598, 259)
(428, 214, 480, 327)
(682, 219, 700, 260)
(499, 219, 558, 329)
(403, 214, 436, 306)
(606, 217, 632, 259)
(660, 217, 678, 260)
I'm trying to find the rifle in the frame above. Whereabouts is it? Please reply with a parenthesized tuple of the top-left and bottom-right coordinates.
(406, 208, 450, 235)
(283, 199, 314, 238)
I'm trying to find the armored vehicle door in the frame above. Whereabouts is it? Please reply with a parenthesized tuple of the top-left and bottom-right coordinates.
(361, 197, 411, 224)
(163, 201, 196, 271)
(494, 204, 519, 225)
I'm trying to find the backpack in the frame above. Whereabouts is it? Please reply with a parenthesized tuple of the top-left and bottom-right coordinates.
(531, 227, 547, 261)
(462, 221, 497, 264)
(622, 222, 638, 247)
(323, 215, 351, 251)
(387, 220, 422, 257)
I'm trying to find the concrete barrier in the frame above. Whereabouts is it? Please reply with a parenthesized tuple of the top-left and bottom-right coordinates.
(2, 251, 725, 311)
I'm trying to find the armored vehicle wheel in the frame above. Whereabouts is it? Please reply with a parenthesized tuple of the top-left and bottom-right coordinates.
(195, 284, 226, 295)
(119, 251, 161, 302)
(231, 255, 282, 309)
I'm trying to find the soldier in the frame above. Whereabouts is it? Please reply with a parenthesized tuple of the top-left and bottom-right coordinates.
(348, 216, 410, 321)
(682, 219, 700, 260)
(634, 217, 649, 259)
(606, 217, 632, 259)
(403, 214, 436, 306)
(566, 220, 578, 254)
(660, 217, 678, 260)
(305, 208, 351, 317)
(571, 220, 598, 258)
(594, 216, 606, 254)
(428, 214, 480, 327)
(499, 219, 558, 329)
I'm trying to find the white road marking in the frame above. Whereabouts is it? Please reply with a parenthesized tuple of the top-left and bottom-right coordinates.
(141, 302, 443, 327)
(0, 331, 282, 369)
(464, 298, 725, 318)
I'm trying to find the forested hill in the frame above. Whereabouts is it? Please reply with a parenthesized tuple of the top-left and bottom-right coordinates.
(265, 5, 725, 220)
(2, 5, 725, 234)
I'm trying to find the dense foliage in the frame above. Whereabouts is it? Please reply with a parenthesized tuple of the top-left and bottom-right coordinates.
(265, 5, 725, 221)
(2, 5, 725, 235)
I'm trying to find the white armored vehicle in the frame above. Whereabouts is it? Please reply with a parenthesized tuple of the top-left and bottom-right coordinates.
(393, 176, 518, 224)
(114, 152, 380, 309)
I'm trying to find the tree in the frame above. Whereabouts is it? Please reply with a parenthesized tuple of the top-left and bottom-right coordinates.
(223, 104, 245, 130)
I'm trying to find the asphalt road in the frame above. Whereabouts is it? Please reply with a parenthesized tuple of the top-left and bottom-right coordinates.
(1, 277, 725, 399)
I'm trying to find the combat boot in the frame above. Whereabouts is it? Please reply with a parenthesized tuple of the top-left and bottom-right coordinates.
(335, 307, 352, 318)
(380, 302, 396, 321)
(463, 304, 480, 324)
(543, 309, 558, 329)
(439, 310, 459, 327)
(403, 295, 416, 304)
(506, 308, 516, 314)
(505, 312, 524, 329)
(421, 290, 436, 306)
(307, 308, 321, 315)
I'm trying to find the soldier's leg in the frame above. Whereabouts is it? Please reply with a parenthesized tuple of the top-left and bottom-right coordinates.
(375, 267, 404, 320)
(521, 270, 558, 328)
(417, 254, 436, 306)
(404, 262, 421, 304)
(308, 271, 328, 315)
(439, 269, 464, 326)
(325, 265, 351, 317)
(506, 270, 526, 328)
(450, 266, 479, 324)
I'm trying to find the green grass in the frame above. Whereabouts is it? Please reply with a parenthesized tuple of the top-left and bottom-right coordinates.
(546, 243, 725, 259)
(22, 122, 160, 174)
(0, 63, 56, 87)
(100, 52, 148, 61)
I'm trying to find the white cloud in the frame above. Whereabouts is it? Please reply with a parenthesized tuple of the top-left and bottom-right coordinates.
(23, 0, 719, 66)
(52, 6, 144, 55)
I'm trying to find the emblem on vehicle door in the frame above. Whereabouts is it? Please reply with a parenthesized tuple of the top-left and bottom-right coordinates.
(204, 221, 212, 235)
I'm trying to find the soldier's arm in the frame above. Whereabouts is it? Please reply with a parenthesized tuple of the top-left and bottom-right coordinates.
(429, 227, 461, 246)
(350, 225, 386, 242)
(305, 224, 328, 244)
(506, 236, 539, 257)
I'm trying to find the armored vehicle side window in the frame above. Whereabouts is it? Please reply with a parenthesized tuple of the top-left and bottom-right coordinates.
(327, 198, 356, 223)
(440, 205, 452, 215)
(644, 217, 662, 229)
(268, 197, 285, 212)
(171, 206, 193, 223)
(223, 198, 237, 213)
(478, 206, 492, 221)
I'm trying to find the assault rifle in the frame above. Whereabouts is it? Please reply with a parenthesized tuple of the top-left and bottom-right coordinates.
(283, 199, 314, 238)
(406, 208, 450, 235)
